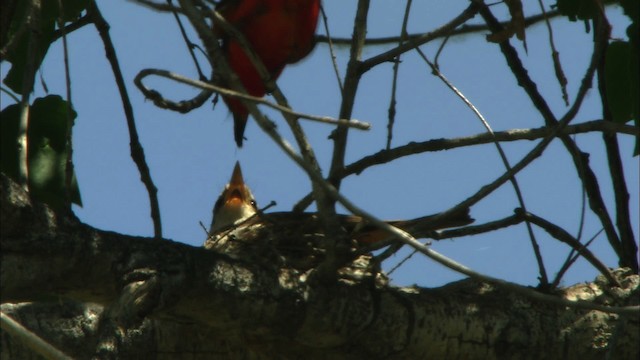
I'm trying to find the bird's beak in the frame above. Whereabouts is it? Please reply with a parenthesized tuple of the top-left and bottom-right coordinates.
(225, 162, 246, 206)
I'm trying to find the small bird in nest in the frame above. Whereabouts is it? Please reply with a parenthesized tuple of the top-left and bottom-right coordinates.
(204, 162, 474, 272)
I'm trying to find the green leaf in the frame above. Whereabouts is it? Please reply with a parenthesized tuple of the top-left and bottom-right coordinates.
(555, 0, 599, 21)
(0, 95, 82, 210)
(605, 41, 639, 125)
(2, 0, 89, 93)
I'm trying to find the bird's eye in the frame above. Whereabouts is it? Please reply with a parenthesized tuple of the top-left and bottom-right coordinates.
(250, 200, 257, 209)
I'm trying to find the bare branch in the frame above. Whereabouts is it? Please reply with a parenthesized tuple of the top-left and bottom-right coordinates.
(328, 0, 371, 190)
(88, 1, 163, 239)
(517, 209, 620, 287)
(316, 9, 562, 46)
(417, 48, 549, 286)
(359, 3, 480, 73)
(135, 68, 370, 130)
(476, 1, 623, 264)
(344, 120, 638, 178)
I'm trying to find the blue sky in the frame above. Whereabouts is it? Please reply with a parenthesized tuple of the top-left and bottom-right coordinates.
(3, 1, 637, 288)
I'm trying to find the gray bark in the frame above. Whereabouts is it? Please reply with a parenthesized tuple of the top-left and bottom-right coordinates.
(1, 174, 638, 359)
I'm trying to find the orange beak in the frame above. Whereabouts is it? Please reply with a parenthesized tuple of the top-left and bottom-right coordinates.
(225, 162, 246, 207)
(210, 161, 258, 233)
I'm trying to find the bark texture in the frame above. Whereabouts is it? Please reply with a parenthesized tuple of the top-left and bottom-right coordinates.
(1, 174, 638, 359)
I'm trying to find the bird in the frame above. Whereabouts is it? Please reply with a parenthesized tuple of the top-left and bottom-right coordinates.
(214, 0, 321, 147)
(205, 163, 475, 267)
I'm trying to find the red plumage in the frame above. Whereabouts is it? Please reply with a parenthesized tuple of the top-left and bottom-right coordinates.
(215, 0, 321, 146)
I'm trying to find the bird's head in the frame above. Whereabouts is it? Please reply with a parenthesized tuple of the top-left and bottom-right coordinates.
(210, 162, 258, 232)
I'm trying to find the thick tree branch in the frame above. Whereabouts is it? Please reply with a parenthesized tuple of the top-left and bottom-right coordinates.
(2, 173, 639, 359)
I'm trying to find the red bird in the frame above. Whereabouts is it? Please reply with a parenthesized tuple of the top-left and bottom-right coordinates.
(215, 0, 321, 147)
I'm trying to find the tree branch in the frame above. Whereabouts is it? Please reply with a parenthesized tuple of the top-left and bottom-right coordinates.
(88, 1, 163, 239)
(476, 1, 624, 266)
(1, 173, 638, 359)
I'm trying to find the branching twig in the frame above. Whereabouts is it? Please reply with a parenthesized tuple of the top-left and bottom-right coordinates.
(417, 48, 549, 286)
(88, 1, 163, 239)
(204, 6, 341, 236)
(479, 0, 625, 257)
(536, 0, 569, 106)
(328, 0, 370, 190)
(315, 9, 562, 46)
(552, 228, 603, 288)
(517, 209, 620, 287)
(359, 3, 480, 74)
(594, 8, 638, 272)
(294, 119, 637, 211)
(385, 0, 412, 150)
(334, 190, 637, 315)
(440, 213, 523, 238)
(392, 235, 638, 315)
(319, 5, 343, 94)
(477, 1, 623, 264)
(167, 0, 207, 80)
(177, 0, 345, 244)
(344, 120, 637, 178)
(51, 14, 92, 42)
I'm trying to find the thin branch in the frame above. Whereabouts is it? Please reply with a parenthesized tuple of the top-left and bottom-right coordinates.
(135, 73, 213, 113)
(365, 213, 521, 266)
(202, 5, 340, 241)
(0, 87, 20, 103)
(393, 235, 638, 315)
(552, 228, 603, 288)
(176, 2, 347, 270)
(517, 209, 620, 287)
(410, 112, 591, 245)
(328, 0, 370, 190)
(594, 8, 638, 272)
(315, 9, 562, 46)
(88, 1, 163, 239)
(167, 0, 207, 80)
(329, 185, 637, 315)
(294, 119, 637, 211)
(536, 0, 569, 106)
(319, 5, 343, 94)
(385, 0, 413, 150)
(387, 247, 419, 276)
(417, 48, 549, 287)
(289, 120, 639, 316)
(477, 1, 623, 262)
(50, 14, 92, 42)
(133, 0, 181, 12)
(439, 213, 523, 238)
(135, 69, 370, 130)
(359, 3, 480, 74)
(343, 120, 638, 178)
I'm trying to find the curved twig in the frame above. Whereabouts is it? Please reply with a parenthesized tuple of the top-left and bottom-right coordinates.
(135, 69, 370, 130)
